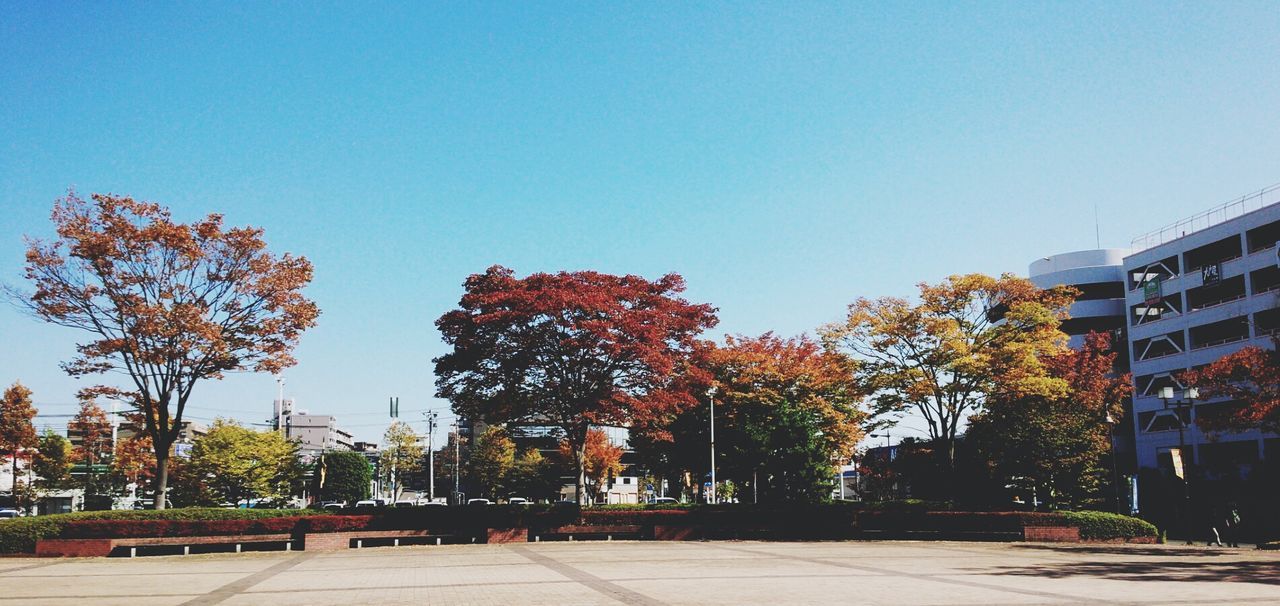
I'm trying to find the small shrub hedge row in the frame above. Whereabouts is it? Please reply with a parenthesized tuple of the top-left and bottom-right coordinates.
(61, 518, 301, 539)
(0, 508, 317, 554)
(1055, 511, 1158, 541)
(0, 504, 1156, 553)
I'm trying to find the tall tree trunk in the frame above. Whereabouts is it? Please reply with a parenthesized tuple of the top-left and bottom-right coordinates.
(154, 451, 169, 510)
(575, 444, 587, 506)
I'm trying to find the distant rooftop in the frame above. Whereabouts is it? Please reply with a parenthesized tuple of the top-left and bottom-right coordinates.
(1130, 183, 1280, 252)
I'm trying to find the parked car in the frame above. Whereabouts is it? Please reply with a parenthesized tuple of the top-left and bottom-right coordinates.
(353, 500, 380, 508)
(393, 500, 416, 508)
(466, 498, 492, 505)
(321, 502, 345, 511)
(652, 497, 678, 505)
(506, 497, 529, 505)
(0, 508, 21, 519)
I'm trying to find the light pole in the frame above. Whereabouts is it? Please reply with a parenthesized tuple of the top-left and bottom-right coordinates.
(1104, 412, 1122, 514)
(425, 411, 438, 501)
(1159, 386, 1198, 545)
(708, 386, 717, 505)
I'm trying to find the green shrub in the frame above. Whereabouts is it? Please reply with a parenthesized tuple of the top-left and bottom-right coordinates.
(0, 508, 319, 553)
(1056, 511, 1157, 540)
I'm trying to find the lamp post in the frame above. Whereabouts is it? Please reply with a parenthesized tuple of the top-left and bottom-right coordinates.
(1104, 412, 1123, 514)
(708, 386, 717, 505)
(1159, 386, 1198, 545)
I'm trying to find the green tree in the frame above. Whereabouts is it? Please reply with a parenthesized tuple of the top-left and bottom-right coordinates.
(821, 274, 1076, 483)
(506, 447, 563, 501)
(967, 332, 1131, 509)
(382, 421, 423, 501)
(467, 427, 515, 499)
(316, 451, 371, 503)
(185, 419, 302, 505)
(0, 382, 38, 509)
(33, 431, 71, 491)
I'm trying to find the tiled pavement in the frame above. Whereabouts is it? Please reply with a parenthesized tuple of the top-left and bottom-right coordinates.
(1, 540, 1278, 605)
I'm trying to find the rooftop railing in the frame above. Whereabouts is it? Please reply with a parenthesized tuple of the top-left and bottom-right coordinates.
(1131, 183, 1280, 252)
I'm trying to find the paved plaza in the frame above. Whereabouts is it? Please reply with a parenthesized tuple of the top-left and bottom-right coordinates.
(0, 540, 1277, 605)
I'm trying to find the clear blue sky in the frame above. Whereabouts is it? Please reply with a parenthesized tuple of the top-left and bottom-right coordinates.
(2, 2, 1278, 444)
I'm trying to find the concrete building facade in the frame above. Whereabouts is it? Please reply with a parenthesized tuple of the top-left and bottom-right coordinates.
(1123, 190, 1280, 477)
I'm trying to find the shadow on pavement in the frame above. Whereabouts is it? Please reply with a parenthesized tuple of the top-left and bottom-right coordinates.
(1010, 544, 1230, 557)
(986, 548, 1280, 585)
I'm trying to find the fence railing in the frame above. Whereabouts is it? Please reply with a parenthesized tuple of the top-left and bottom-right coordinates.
(1131, 183, 1280, 252)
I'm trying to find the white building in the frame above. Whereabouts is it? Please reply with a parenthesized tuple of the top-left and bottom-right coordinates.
(1123, 186, 1280, 475)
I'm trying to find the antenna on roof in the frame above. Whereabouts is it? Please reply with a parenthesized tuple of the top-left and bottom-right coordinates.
(1095, 204, 1101, 248)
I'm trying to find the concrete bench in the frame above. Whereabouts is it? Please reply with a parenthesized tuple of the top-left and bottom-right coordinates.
(532, 525, 642, 542)
(302, 529, 457, 551)
(36, 534, 295, 558)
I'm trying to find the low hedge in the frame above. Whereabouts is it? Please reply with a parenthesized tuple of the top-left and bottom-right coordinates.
(61, 517, 300, 539)
(0, 508, 318, 554)
(0, 504, 1157, 553)
(1055, 511, 1157, 540)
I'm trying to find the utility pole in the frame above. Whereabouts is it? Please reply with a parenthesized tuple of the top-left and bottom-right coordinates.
(453, 419, 461, 504)
(425, 411, 438, 500)
(274, 375, 285, 433)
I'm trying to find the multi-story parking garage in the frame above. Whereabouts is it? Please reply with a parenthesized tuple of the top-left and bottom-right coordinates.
(1124, 186, 1280, 477)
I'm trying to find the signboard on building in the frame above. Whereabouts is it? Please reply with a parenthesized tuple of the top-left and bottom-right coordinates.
(1202, 263, 1221, 286)
(1143, 277, 1162, 306)
(1169, 447, 1185, 479)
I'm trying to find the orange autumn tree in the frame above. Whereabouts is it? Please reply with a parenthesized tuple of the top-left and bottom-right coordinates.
(0, 383, 38, 508)
(967, 331, 1131, 509)
(560, 428, 623, 504)
(631, 333, 865, 504)
(821, 274, 1076, 478)
(1184, 343, 1280, 435)
(16, 193, 319, 508)
(68, 396, 112, 496)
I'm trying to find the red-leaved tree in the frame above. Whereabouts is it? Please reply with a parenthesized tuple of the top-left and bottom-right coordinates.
(1184, 343, 1280, 435)
(68, 396, 112, 496)
(15, 193, 319, 508)
(434, 265, 717, 504)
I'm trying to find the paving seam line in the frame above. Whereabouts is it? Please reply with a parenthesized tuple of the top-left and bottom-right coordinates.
(704, 543, 1113, 604)
(507, 545, 666, 606)
(177, 552, 316, 606)
(0, 561, 65, 575)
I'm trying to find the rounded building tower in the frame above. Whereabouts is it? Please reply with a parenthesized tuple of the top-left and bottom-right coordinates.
(1029, 249, 1130, 352)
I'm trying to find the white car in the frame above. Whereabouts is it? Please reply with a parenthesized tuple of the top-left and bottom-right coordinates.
(393, 500, 416, 508)
(466, 498, 492, 505)
(353, 500, 380, 508)
(506, 497, 529, 505)
(0, 509, 21, 519)
(652, 497, 678, 505)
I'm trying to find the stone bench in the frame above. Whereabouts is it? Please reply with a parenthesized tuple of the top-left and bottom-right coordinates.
(37, 533, 295, 558)
(532, 525, 643, 542)
(302, 529, 458, 551)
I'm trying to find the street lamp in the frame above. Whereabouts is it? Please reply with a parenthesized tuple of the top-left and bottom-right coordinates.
(870, 433, 890, 448)
(708, 386, 717, 505)
(1103, 412, 1123, 515)
(1159, 386, 1198, 545)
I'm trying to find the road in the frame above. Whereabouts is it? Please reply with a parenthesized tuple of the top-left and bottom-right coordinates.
(1, 540, 1278, 605)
